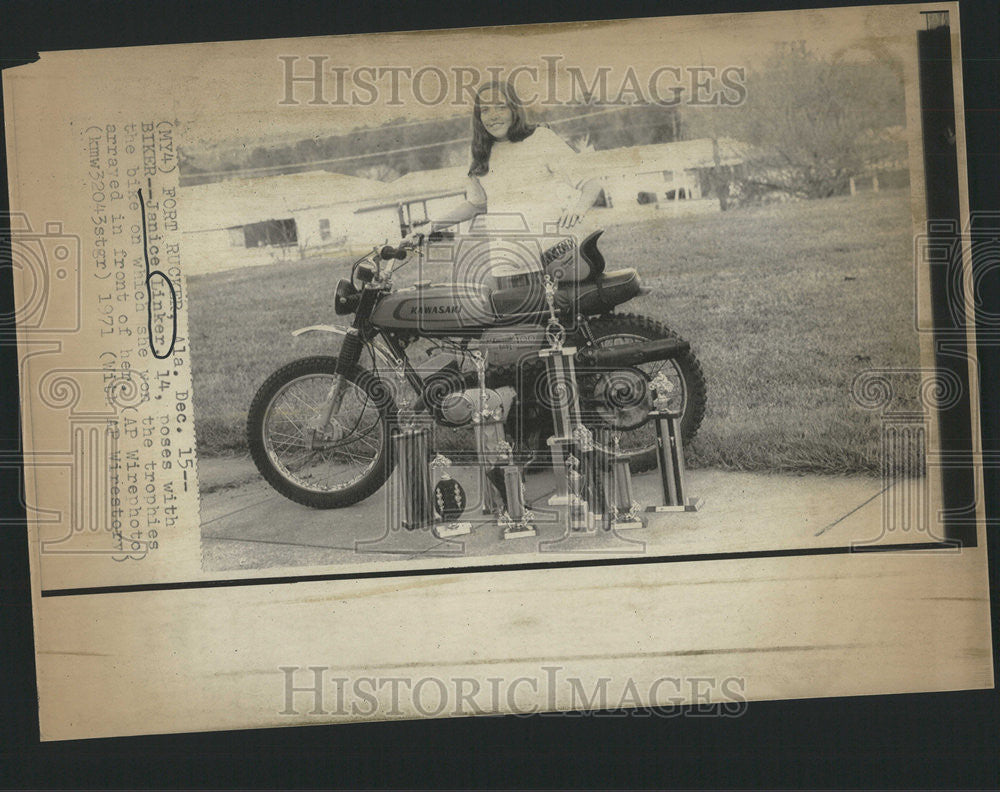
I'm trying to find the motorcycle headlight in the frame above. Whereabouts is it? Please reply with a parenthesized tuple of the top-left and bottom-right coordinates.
(355, 262, 376, 283)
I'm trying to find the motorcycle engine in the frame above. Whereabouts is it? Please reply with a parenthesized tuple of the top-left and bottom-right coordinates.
(437, 387, 515, 428)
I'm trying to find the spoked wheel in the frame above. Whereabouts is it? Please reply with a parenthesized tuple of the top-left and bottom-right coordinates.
(247, 356, 396, 508)
(580, 313, 706, 473)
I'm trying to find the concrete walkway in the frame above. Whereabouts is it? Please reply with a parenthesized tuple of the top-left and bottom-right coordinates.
(198, 455, 934, 573)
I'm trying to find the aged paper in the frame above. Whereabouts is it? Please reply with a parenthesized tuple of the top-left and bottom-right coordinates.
(3, 3, 991, 740)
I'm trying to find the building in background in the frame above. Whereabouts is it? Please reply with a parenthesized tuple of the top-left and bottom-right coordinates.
(180, 170, 392, 274)
(179, 138, 749, 275)
(583, 137, 749, 211)
(352, 138, 751, 237)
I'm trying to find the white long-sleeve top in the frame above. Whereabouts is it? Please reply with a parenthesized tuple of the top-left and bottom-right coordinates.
(467, 126, 591, 281)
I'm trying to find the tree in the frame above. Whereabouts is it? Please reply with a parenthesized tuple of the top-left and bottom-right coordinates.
(692, 43, 906, 199)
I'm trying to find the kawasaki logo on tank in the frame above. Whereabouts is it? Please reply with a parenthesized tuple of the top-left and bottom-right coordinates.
(408, 305, 462, 314)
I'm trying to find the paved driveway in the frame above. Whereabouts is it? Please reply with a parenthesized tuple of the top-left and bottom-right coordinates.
(199, 457, 931, 572)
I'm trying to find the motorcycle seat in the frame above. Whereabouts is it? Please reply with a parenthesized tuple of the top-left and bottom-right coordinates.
(490, 268, 642, 318)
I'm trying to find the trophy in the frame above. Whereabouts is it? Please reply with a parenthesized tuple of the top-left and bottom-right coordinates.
(430, 453, 472, 538)
(569, 424, 605, 533)
(387, 386, 436, 531)
(468, 350, 536, 539)
(608, 432, 644, 530)
(564, 454, 592, 533)
(470, 349, 506, 516)
(645, 372, 702, 513)
(485, 439, 537, 540)
(537, 275, 582, 506)
(585, 425, 631, 532)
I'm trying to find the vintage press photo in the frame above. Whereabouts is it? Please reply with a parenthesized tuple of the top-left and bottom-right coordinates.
(3, 3, 992, 740)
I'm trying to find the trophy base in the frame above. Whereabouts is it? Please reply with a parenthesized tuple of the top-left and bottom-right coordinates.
(501, 522, 538, 540)
(434, 521, 473, 539)
(645, 497, 703, 513)
(611, 518, 646, 531)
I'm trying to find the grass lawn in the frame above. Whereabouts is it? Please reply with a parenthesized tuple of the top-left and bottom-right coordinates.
(187, 189, 920, 475)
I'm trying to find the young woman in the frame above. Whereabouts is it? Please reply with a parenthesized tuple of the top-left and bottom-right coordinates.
(405, 80, 605, 282)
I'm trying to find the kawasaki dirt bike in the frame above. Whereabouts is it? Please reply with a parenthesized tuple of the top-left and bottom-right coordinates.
(247, 230, 706, 508)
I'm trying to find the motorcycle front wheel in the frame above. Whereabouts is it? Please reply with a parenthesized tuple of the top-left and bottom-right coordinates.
(247, 356, 396, 509)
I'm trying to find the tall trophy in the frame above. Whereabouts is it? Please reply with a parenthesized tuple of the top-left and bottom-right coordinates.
(645, 372, 702, 513)
(587, 425, 642, 532)
(469, 350, 537, 539)
(608, 432, 644, 530)
(537, 275, 582, 507)
(485, 439, 537, 540)
(387, 388, 435, 532)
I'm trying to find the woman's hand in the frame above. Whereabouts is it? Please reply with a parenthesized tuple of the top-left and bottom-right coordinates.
(402, 222, 430, 248)
(402, 200, 483, 247)
(558, 178, 603, 229)
(558, 197, 591, 229)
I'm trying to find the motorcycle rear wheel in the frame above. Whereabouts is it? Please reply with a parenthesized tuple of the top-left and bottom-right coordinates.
(583, 313, 707, 473)
(247, 356, 396, 509)
(503, 313, 707, 475)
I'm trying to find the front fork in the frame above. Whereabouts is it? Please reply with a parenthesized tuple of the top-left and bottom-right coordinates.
(310, 327, 366, 448)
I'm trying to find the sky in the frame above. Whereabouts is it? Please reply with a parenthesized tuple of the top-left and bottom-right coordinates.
(38, 3, 947, 151)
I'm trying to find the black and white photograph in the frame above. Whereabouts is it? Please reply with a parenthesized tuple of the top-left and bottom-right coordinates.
(2, 0, 993, 746)
(178, 8, 948, 573)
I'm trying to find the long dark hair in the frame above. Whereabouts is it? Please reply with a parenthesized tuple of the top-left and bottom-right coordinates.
(468, 80, 537, 177)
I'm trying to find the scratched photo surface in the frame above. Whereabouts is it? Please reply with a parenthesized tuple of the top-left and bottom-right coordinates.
(4, 2, 992, 741)
(179, 6, 936, 575)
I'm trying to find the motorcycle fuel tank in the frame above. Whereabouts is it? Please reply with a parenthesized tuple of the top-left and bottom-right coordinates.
(371, 283, 496, 331)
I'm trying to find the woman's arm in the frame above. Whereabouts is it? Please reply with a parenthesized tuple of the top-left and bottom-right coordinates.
(536, 127, 601, 230)
(558, 177, 603, 229)
(421, 200, 481, 234)
(404, 176, 486, 242)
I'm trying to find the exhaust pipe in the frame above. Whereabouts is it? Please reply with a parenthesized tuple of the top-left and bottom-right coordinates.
(577, 336, 690, 369)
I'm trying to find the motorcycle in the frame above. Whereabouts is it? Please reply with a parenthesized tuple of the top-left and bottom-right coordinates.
(247, 229, 706, 509)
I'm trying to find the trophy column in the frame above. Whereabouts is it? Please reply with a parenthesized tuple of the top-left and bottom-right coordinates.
(538, 344, 582, 507)
(388, 422, 436, 530)
(470, 350, 537, 540)
(608, 432, 644, 530)
(645, 372, 702, 513)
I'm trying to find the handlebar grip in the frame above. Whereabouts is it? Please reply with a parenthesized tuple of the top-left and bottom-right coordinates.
(379, 245, 410, 260)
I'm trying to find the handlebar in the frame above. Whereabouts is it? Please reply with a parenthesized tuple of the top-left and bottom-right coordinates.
(379, 243, 410, 261)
